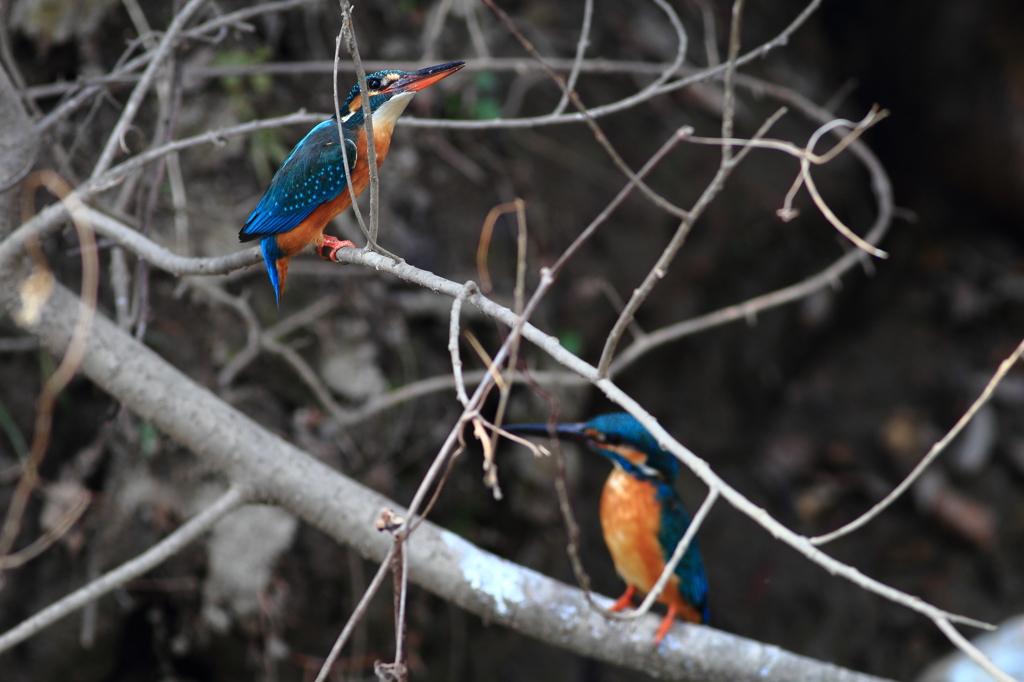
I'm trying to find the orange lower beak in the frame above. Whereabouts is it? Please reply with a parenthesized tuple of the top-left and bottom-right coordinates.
(386, 61, 466, 94)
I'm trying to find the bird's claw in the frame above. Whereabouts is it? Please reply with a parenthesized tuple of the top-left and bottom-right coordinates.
(319, 235, 356, 262)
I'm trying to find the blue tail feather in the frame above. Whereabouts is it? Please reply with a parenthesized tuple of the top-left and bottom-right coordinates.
(260, 237, 285, 307)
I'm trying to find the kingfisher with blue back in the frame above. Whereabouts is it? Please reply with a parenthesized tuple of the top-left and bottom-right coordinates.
(507, 413, 709, 644)
(240, 61, 465, 305)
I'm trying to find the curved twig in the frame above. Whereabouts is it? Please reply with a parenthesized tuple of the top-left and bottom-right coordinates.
(0, 172, 100, 562)
(811, 335, 1024, 546)
(0, 486, 248, 654)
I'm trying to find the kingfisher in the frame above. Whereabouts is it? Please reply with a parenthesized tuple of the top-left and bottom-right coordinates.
(239, 61, 465, 305)
(507, 413, 709, 644)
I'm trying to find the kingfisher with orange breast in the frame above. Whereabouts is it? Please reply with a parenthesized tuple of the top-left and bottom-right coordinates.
(507, 413, 709, 644)
(240, 61, 465, 305)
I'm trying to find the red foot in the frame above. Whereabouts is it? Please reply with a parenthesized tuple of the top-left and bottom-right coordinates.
(318, 235, 356, 262)
(654, 604, 678, 645)
(609, 585, 636, 613)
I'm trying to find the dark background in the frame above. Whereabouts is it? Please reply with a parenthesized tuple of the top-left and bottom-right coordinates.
(1, 0, 1023, 680)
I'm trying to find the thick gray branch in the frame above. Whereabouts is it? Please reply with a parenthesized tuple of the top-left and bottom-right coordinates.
(0, 63, 38, 237)
(0, 268, 889, 682)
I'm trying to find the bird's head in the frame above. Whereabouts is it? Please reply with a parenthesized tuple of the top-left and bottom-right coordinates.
(340, 61, 465, 126)
(507, 413, 680, 483)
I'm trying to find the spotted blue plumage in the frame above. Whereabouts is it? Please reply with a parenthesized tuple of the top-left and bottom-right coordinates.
(239, 120, 358, 240)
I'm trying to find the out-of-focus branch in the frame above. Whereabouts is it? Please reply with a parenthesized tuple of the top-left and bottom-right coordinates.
(90, 0, 209, 178)
(0, 486, 247, 653)
(0, 64, 37, 235)
(0, 172, 99, 565)
(3, 206, 261, 276)
(811, 335, 1024, 546)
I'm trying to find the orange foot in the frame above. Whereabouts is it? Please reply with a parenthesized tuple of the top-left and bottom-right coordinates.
(654, 603, 678, 645)
(609, 585, 636, 613)
(318, 235, 356, 262)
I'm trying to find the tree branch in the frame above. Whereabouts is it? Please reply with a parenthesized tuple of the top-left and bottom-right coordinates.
(0, 486, 247, 653)
(0, 270, 891, 682)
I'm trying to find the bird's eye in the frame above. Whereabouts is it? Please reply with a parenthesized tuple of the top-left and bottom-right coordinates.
(604, 434, 623, 446)
(366, 77, 382, 91)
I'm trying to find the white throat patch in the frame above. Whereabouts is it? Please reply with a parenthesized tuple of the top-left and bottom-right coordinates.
(372, 91, 416, 129)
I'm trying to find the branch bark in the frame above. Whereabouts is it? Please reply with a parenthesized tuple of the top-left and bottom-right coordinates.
(0, 63, 38, 237)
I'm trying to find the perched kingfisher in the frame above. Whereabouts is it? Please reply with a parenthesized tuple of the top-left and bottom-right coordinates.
(240, 61, 465, 305)
(507, 413, 709, 644)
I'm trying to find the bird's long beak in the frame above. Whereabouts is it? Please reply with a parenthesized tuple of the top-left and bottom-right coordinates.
(504, 422, 592, 445)
(385, 61, 466, 94)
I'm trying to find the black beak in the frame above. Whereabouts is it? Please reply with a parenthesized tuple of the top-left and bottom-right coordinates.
(385, 61, 466, 94)
(504, 422, 592, 445)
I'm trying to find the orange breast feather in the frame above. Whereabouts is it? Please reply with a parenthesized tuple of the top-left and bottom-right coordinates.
(600, 469, 698, 620)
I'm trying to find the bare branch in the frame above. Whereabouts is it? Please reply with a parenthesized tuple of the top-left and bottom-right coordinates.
(339, 1, 385, 253)
(811, 335, 1024, 546)
(596, 107, 787, 376)
(606, 77, 895, 375)
(484, 0, 691, 220)
(0, 486, 247, 653)
(448, 282, 477, 407)
(90, 0, 209, 178)
(551, 0, 594, 116)
(315, 544, 397, 682)
(0, 172, 99, 562)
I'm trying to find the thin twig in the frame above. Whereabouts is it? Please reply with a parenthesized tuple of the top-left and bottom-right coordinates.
(489, 199, 528, 457)
(0, 486, 247, 653)
(462, 0, 490, 59)
(186, 280, 262, 387)
(934, 618, 1017, 682)
(693, 0, 720, 67)
(314, 545, 397, 682)
(785, 114, 890, 258)
(392, 544, 408, 680)
(483, 0, 691, 221)
(596, 107, 787, 377)
(549, 429, 601, 612)
(619, 488, 719, 620)
(340, 1, 383, 251)
(448, 282, 477, 407)
(91, 0, 208, 178)
(476, 201, 522, 293)
(332, 10, 370, 242)
(263, 336, 352, 423)
(0, 172, 100, 561)
(552, 0, 593, 116)
(0, 484, 91, 570)
(811, 335, 1024, 546)
(420, 0, 456, 62)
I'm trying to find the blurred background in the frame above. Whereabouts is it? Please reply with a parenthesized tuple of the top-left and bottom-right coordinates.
(1, 0, 1024, 680)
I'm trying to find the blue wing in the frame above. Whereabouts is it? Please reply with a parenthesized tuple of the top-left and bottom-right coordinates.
(239, 119, 359, 241)
(656, 484, 710, 622)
